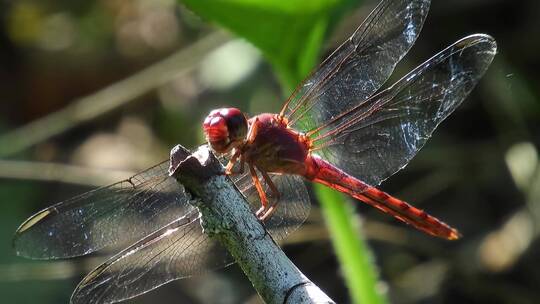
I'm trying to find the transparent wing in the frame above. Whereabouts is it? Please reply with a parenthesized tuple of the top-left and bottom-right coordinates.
(70, 164, 310, 304)
(13, 161, 194, 259)
(281, 0, 430, 134)
(310, 34, 497, 185)
(70, 211, 233, 304)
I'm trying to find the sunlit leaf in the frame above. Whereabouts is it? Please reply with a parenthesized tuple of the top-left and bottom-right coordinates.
(180, 0, 353, 87)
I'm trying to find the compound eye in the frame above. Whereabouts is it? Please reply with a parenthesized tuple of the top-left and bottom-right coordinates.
(222, 108, 247, 141)
(202, 107, 247, 153)
(203, 115, 229, 153)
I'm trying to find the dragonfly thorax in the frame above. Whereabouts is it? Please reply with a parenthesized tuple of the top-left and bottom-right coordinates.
(203, 107, 248, 153)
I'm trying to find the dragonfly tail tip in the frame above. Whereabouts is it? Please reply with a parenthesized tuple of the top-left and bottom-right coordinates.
(448, 229, 462, 240)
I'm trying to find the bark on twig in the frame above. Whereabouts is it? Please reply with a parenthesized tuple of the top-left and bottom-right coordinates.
(169, 144, 335, 304)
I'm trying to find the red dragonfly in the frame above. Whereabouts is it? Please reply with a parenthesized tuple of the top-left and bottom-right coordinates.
(13, 0, 496, 303)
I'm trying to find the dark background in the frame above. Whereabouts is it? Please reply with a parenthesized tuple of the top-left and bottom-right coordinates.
(1, 0, 539, 303)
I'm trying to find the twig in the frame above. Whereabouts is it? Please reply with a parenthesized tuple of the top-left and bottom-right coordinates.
(169, 145, 335, 304)
(0, 31, 230, 157)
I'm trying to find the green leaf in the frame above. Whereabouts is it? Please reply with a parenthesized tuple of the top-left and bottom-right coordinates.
(315, 184, 387, 304)
(180, 0, 346, 88)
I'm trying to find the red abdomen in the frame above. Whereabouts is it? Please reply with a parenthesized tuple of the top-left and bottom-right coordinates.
(303, 155, 460, 240)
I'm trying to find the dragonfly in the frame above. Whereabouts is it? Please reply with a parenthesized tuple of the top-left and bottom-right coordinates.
(13, 0, 497, 303)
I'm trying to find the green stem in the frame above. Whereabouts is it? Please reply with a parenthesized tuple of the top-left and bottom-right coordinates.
(315, 184, 388, 304)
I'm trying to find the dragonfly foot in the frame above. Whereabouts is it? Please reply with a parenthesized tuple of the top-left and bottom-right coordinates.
(256, 200, 279, 221)
(255, 206, 266, 218)
(258, 206, 276, 221)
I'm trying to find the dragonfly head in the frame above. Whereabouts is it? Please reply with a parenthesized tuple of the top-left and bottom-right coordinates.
(203, 108, 248, 153)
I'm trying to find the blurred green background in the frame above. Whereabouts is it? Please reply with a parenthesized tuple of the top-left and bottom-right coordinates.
(1, 0, 540, 303)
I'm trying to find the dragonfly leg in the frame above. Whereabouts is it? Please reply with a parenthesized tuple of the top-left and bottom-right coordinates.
(258, 169, 281, 221)
(226, 117, 259, 175)
(246, 117, 261, 145)
(248, 163, 269, 218)
(225, 149, 241, 175)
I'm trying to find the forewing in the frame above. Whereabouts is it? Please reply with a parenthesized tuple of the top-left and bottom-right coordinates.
(70, 211, 233, 304)
(282, 0, 430, 134)
(311, 34, 497, 185)
(13, 161, 194, 259)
